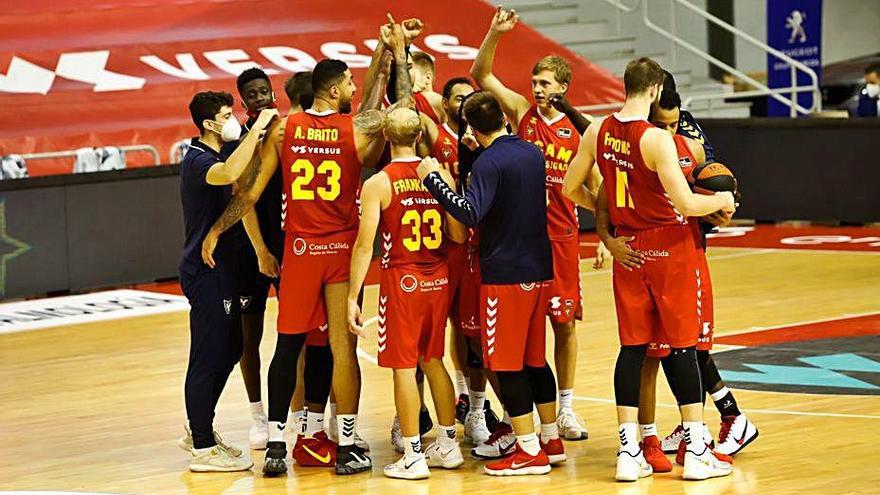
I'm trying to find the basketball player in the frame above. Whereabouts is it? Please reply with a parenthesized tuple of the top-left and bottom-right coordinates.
(471, 6, 594, 440)
(419, 91, 566, 476)
(562, 57, 735, 481)
(348, 107, 466, 479)
(285, 71, 314, 114)
(596, 78, 758, 467)
(200, 22, 411, 476)
(177, 90, 277, 471)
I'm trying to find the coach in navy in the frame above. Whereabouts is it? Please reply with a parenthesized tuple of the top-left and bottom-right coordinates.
(177, 90, 276, 473)
(418, 91, 564, 476)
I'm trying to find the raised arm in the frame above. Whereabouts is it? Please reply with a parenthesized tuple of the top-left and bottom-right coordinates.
(548, 93, 593, 136)
(470, 7, 532, 128)
(562, 119, 600, 210)
(205, 108, 278, 185)
(346, 173, 387, 336)
(644, 129, 735, 218)
(358, 29, 392, 114)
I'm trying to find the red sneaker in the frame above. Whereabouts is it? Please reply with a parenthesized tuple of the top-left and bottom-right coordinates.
(676, 439, 733, 466)
(639, 435, 672, 473)
(484, 443, 551, 476)
(539, 437, 567, 464)
(293, 431, 337, 467)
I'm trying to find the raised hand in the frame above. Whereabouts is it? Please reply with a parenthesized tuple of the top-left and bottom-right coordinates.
(490, 6, 518, 33)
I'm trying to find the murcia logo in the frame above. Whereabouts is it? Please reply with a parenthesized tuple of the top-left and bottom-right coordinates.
(292, 238, 307, 256)
(557, 128, 572, 138)
(400, 274, 418, 293)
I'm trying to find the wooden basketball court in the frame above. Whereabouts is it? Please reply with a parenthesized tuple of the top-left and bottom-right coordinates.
(2, 227, 878, 495)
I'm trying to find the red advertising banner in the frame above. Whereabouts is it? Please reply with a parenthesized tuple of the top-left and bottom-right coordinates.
(0, 0, 623, 176)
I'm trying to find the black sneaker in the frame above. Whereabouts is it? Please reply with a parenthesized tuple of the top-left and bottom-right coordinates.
(455, 393, 470, 424)
(484, 399, 502, 433)
(262, 441, 287, 476)
(419, 408, 434, 436)
(336, 444, 372, 475)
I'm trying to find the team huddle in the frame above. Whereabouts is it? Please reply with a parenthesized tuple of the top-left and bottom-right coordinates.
(177, 7, 759, 482)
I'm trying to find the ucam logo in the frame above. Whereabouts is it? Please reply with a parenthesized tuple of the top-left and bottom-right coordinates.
(0, 35, 478, 95)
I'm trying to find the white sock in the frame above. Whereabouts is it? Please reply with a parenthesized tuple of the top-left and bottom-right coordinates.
(558, 389, 574, 410)
(683, 421, 705, 453)
(516, 432, 541, 456)
(470, 391, 486, 412)
(338, 414, 357, 447)
(289, 409, 304, 429)
(403, 435, 422, 457)
(193, 446, 214, 455)
(328, 402, 337, 419)
(640, 423, 658, 439)
(250, 401, 266, 421)
(502, 411, 511, 425)
(618, 423, 640, 455)
(306, 412, 325, 437)
(438, 424, 457, 448)
(454, 371, 468, 397)
(710, 386, 730, 402)
(268, 421, 285, 442)
(540, 422, 559, 443)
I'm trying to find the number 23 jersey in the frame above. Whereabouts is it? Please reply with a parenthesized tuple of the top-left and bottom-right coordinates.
(280, 109, 362, 236)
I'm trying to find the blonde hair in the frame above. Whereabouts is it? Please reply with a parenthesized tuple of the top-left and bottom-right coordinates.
(532, 56, 572, 85)
(384, 107, 421, 145)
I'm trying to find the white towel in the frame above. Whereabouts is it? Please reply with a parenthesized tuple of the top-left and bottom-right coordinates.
(0, 154, 27, 179)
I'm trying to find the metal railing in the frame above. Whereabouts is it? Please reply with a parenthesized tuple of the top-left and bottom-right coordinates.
(21, 145, 161, 167)
(579, 0, 821, 117)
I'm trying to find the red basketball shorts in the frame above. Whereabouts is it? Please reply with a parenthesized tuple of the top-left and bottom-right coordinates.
(613, 224, 700, 349)
(277, 230, 356, 335)
(377, 263, 450, 369)
(448, 243, 481, 338)
(547, 235, 583, 324)
(481, 281, 550, 371)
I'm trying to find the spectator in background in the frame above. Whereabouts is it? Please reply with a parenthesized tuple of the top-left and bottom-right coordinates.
(856, 63, 880, 117)
(284, 72, 314, 113)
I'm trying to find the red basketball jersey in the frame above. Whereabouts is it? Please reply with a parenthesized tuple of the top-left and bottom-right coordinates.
(596, 114, 687, 231)
(431, 123, 461, 187)
(673, 133, 698, 182)
(380, 157, 446, 270)
(415, 92, 441, 124)
(517, 106, 581, 239)
(280, 110, 362, 236)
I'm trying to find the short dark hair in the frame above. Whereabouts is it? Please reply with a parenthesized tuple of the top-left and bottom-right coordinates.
(463, 91, 505, 134)
(442, 77, 473, 99)
(662, 69, 677, 94)
(188, 91, 233, 133)
(865, 63, 880, 76)
(624, 57, 665, 96)
(312, 59, 349, 93)
(236, 67, 271, 94)
(285, 71, 314, 109)
(658, 90, 681, 110)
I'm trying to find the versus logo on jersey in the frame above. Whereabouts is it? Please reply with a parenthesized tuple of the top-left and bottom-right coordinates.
(557, 128, 572, 138)
(290, 144, 342, 155)
(400, 274, 418, 293)
(292, 238, 307, 256)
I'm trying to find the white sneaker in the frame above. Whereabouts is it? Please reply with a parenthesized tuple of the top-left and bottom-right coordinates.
(327, 412, 371, 451)
(424, 441, 465, 469)
(703, 423, 715, 448)
(615, 449, 653, 482)
(682, 448, 733, 480)
(189, 446, 253, 472)
(391, 415, 405, 453)
(464, 409, 491, 445)
(715, 414, 758, 455)
(177, 425, 242, 458)
(471, 425, 516, 459)
(661, 424, 684, 453)
(383, 453, 430, 480)
(556, 408, 589, 441)
(249, 418, 269, 450)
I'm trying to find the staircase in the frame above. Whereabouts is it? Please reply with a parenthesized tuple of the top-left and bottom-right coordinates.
(490, 0, 752, 118)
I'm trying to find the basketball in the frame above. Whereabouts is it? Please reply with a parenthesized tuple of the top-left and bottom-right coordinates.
(691, 161, 738, 196)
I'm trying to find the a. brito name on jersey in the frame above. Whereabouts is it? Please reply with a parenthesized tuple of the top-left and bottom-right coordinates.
(293, 126, 339, 141)
(289, 144, 342, 155)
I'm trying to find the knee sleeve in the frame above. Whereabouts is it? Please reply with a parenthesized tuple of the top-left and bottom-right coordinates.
(304, 344, 333, 405)
(614, 345, 647, 408)
(495, 370, 534, 417)
(697, 350, 723, 394)
(525, 364, 556, 406)
(267, 333, 306, 421)
(661, 347, 703, 406)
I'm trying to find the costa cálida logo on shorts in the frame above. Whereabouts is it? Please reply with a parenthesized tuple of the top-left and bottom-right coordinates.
(292, 238, 307, 256)
(400, 274, 418, 293)
(520, 283, 536, 291)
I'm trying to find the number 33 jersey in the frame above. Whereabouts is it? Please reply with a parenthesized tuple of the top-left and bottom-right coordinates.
(280, 109, 363, 236)
(379, 157, 447, 270)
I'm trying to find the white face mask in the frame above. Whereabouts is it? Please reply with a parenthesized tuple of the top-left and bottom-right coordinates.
(219, 117, 242, 142)
(866, 83, 880, 98)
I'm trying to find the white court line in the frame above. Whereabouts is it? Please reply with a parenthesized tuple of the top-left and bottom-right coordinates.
(572, 395, 880, 420)
(579, 247, 774, 277)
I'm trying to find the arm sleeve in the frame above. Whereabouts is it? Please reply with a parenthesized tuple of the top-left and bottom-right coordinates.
(423, 158, 499, 227)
